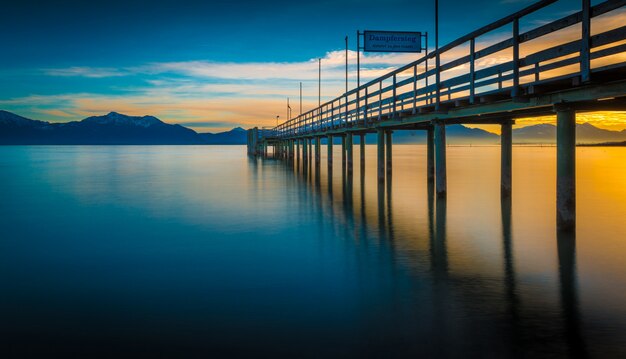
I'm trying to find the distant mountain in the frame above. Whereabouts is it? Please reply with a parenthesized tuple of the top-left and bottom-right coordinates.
(199, 127, 247, 145)
(3, 110, 625, 145)
(354, 124, 499, 145)
(0, 111, 204, 145)
(513, 123, 626, 144)
(392, 125, 500, 145)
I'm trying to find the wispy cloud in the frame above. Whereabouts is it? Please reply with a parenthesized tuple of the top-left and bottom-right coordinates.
(44, 66, 130, 78)
(43, 50, 417, 82)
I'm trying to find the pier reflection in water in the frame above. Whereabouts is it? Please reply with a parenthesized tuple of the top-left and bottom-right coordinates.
(259, 144, 625, 358)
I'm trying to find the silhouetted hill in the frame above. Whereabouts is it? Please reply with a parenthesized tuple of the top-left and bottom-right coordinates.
(3, 110, 625, 145)
(0, 111, 204, 145)
(513, 123, 626, 144)
(199, 127, 247, 144)
(351, 124, 499, 145)
(392, 125, 500, 144)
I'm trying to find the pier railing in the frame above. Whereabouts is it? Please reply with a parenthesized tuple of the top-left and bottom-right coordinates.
(273, 0, 626, 138)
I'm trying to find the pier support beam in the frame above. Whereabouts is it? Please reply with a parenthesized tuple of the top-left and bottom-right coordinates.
(434, 120, 447, 198)
(501, 120, 513, 197)
(296, 139, 300, 164)
(377, 129, 385, 183)
(327, 135, 333, 171)
(308, 138, 313, 164)
(341, 135, 347, 171)
(303, 138, 308, 166)
(556, 105, 576, 232)
(315, 136, 321, 167)
(427, 127, 435, 183)
(360, 134, 366, 172)
(347, 133, 353, 175)
(385, 130, 393, 177)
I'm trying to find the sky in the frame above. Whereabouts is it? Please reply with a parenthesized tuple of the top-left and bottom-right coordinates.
(1, 0, 624, 133)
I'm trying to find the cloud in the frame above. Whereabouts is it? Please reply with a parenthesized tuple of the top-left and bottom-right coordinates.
(44, 66, 129, 78)
(6, 9, 625, 133)
(41, 50, 418, 83)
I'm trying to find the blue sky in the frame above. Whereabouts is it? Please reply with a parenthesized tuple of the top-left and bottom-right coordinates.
(1, 0, 612, 132)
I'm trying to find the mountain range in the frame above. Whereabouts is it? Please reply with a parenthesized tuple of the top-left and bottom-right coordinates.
(1, 110, 625, 145)
(0, 111, 243, 145)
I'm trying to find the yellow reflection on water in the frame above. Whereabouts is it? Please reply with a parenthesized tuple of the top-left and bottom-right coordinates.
(296, 144, 626, 321)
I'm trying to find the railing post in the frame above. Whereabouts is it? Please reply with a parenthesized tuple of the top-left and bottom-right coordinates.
(344, 94, 348, 127)
(512, 17, 520, 99)
(413, 65, 418, 114)
(378, 82, 382, 121)
(581, 0, 591, 83)
(470, 38, 476, 104)
(535, 63, 540, 82)
(364, 87, 369, 126)
(357, 89, 361, 126)
(392, 74, 397, 118)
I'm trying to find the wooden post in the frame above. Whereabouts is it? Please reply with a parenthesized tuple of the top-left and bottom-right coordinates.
(341, 135, 347, 171)
(252, 128, 259, 156)
(377, 129, 385, 183)
(296, 138, 300, 164)
(303, 138, 308, 166)
(427, 127, 435, 183)
(501, 120, 513, 197)
(385, 130, 393, 176)
(327, 134, 333, 171)
(434, 120, 447, 197)
(347, 133, 353, 174)
(360, 133, 366, 173)
(556, 104, 576, 232)
(315, 136, 321, 167)
(246, 130, 250, 155)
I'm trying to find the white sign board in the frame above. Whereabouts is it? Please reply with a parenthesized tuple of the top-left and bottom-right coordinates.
(363, 31, 422, 53)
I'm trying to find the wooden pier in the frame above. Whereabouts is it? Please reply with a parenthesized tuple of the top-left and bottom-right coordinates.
(248, 0, 626, 232)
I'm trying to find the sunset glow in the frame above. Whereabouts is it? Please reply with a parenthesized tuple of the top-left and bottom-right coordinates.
(2, 1, 624, 133)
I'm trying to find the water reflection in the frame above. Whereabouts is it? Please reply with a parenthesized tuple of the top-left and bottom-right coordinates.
(557, 230, 588, 359)
(1, 146, 623, 358)
(261, 144, 616, 358)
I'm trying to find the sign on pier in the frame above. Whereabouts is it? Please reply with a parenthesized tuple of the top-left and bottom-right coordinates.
(363, 31, 422, 53)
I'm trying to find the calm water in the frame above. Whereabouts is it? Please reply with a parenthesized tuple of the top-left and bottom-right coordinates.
(1, 145, 625, 358)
